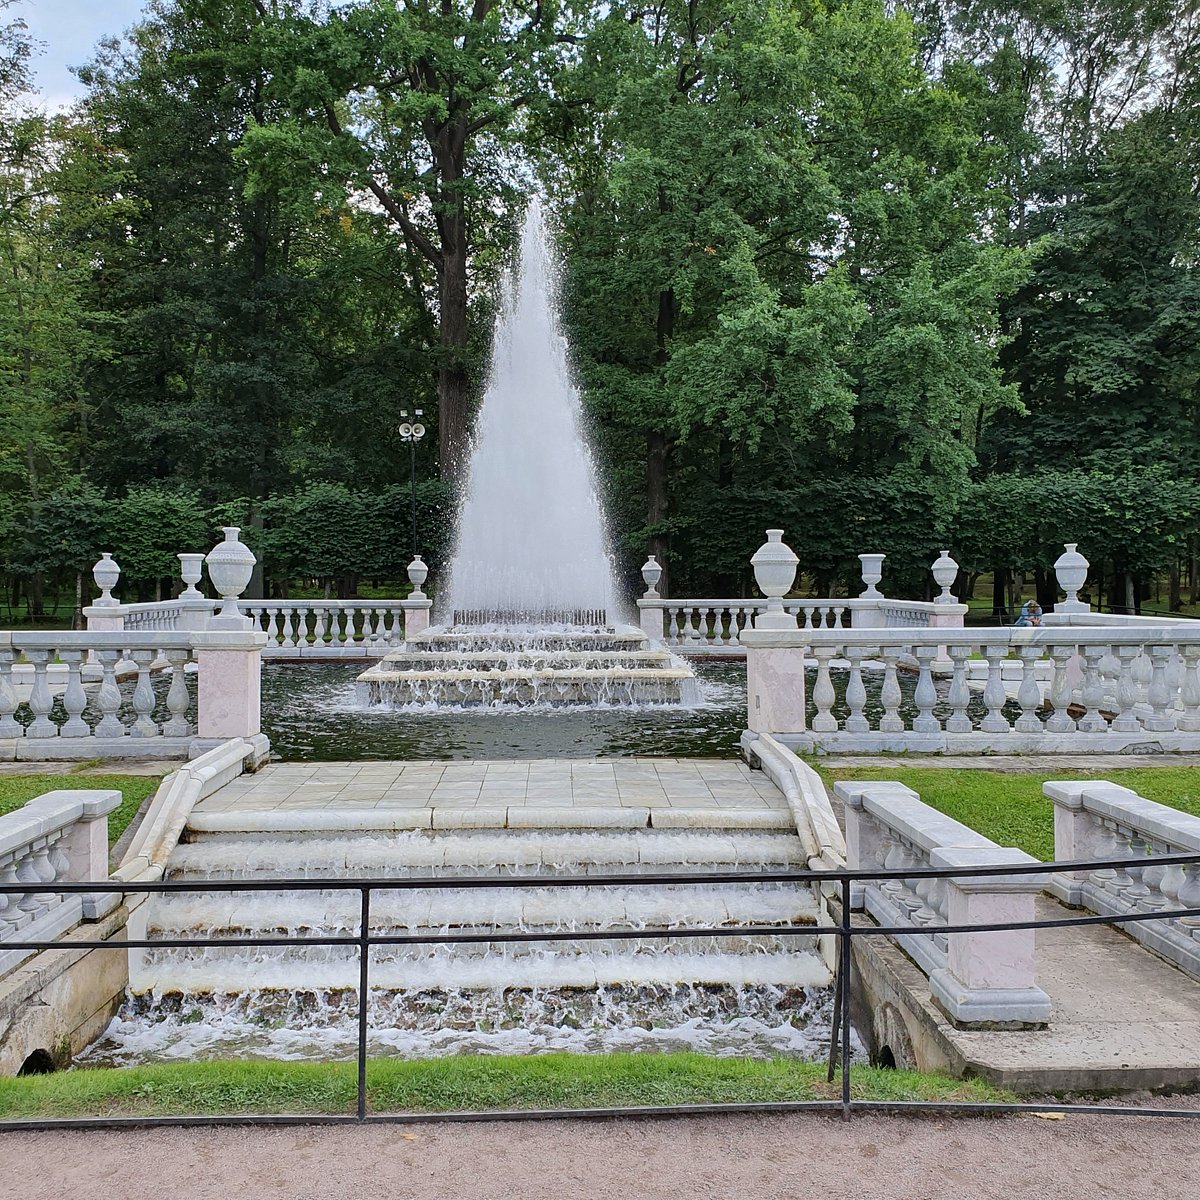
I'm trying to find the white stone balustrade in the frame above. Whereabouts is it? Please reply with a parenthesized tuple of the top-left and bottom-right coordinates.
(0, 630, 267, 760)
(1047, 780, 1200, 982)
(238, 600, 431, 658)
(742, 624, 1200, 754)
(838, 780, 1050, 1027)
(636, 597, 961, 653)
(0, 789, 121, 978)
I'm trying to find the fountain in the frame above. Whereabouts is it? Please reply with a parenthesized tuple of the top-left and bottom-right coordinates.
(357, 199, 697, 708)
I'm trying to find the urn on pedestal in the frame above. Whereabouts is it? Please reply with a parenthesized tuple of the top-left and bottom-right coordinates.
(178, 553, 205, 599)
(92, 553, 121, 607)
(1054, 543, 1090, 612)
(407, 555, 429, 599)
(751, 530, 800, 630)
(205, 527, 255, 629)
(931, 550, 959, 604)
(858, 553, 885, 599)
(641, 555, 663, 598)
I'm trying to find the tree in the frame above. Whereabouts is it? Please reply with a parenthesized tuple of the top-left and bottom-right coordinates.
(241, 0, 585, 479)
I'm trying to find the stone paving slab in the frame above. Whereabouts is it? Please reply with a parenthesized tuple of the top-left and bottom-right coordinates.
(194, 758, 789, 818)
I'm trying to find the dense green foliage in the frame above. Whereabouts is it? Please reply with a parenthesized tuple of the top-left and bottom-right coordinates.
(0, 1052, 1008, 1115)
(1, 0, 1197, 614)
(817, 765, 1200, 859)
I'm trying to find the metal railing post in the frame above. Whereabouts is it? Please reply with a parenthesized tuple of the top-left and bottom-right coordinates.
(840, 877, 852, 1120)
(358, 886, 371, 1122)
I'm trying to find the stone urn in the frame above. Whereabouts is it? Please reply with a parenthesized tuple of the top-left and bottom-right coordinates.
(407, 554, 429, 598)
(931, 550, 959, 604)
(858, 553, 885, 599)
(641, 555, 663, 598)
(1054, 543, 1090, 612)
(178, 553, 205, 599)
(205, 527, 256, 628)
(92, 552, 121, 607)
(751, 529, 799, 630)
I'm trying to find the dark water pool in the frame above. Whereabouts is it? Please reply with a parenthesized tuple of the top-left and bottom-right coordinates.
(261, 660, 750, 760)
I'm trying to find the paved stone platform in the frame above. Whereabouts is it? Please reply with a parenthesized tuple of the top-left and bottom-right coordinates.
(191, 758, 793, 832)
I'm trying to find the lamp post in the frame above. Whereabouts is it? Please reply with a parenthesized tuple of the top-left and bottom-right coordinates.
(398, 409, 426, 559)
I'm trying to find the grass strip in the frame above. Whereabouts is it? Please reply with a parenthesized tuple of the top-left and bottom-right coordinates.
(0, 773, 161, 847)
(0, 1054, 1010, 1119)
(815, 765, 1200, 860)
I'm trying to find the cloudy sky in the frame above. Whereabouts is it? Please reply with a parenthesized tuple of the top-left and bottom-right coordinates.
(19, 0, 147, 107)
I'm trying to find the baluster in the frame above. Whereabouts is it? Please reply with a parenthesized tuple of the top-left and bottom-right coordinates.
(94, 649, 125, 738)
(264, 606, 280, 645)
(879, 649, 904, 733)
(163, 648, 192, 736)
(47, 831, 70, 907)
(683, 607, 699, 642)
(811, 646, 839, 732)
(1144, 645, 1176, 732)
(1045, 645, 1077, 733)
(1141, 841, 1170, 912)
(17, 842, 52, 916)
(844, 646, 870, 733)
(1124, 834, 1152, 905)
(946, 644, 972, 734)
(1014, 645, 1045, 733)
(280, 606, 298, 649)
(349, 606, 365, 647)
(1177, 645, 1200, 732)
(1111, 644, 1143, 732)
(1098, 645, 1121, 715)
(1077, 645, 1110, 732)
(24, 648, 56, 738)
(802, 606, 815, 630)
(726, 608, 742, 646)
(58, 649, 90, 737)
(1109, 828, 1135, 896)
(0, 647, 21, 739)
(1176, 864, 1200, 941)
(0, 854, 16, 935)
(834, 607, 846, 629)
(130, 649, 158, 738)
(667, 608, 680, 645)
(980, 645, 1010, 734)
(912, 646, 941, 733)
(1132, 649, 1153, 717)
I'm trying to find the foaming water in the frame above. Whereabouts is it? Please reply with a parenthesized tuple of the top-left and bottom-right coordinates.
(80, 985, 846, 1067)
(447, 199, 616, 622)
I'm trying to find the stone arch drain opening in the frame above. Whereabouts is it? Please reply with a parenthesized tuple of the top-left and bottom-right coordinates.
(18, 1049, 55, 1076)
(877, 1045, 897, 1070)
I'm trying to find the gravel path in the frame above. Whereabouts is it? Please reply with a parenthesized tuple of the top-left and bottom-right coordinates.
(2, 1108, 1196, 1200)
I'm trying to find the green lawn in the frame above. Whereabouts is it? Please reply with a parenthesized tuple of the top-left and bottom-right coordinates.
(0, 773, 162, 847)
(814, 764, 1200, 860)
(0, 1053, 1009, 1119)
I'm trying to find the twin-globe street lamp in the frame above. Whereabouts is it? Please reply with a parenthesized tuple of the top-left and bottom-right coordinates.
(397, 409, 426, 561)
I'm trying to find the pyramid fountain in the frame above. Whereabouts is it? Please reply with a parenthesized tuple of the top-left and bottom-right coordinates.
(357, 200, 697, 708)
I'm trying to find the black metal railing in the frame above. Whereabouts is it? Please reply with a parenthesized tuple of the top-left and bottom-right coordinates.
(2, 850, 1199, 1130)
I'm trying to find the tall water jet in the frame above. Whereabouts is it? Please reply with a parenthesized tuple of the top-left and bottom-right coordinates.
(356, 198, 699, 707)
(447, 198, 615, 625)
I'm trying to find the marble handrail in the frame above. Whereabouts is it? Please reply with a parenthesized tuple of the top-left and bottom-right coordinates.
(0, 788, 121, 978)
(838, 780, 1049, 1026)
(1047, 780, 1200, 981)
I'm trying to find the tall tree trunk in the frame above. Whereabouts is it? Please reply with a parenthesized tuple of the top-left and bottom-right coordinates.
(438, 237, 471, 483)
(1035, 567, 1057, 611)
(1124, 572, 1136, 615)
(1170, 563, 1182, 612)
(992, 568, 1008, 619)
(646, 429, 671, 596)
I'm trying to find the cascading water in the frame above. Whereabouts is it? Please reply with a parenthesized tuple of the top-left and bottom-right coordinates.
(446, 197, 615, 623)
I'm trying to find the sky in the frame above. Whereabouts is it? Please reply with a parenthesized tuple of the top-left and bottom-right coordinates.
(18, 0, 148, 108)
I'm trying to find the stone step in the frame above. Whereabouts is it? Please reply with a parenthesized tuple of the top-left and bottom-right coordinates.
(185, 806, 795, 835)
(141, 881, 823, 937)
(132, 945, 832, 995)
(168, 828, 807, 878)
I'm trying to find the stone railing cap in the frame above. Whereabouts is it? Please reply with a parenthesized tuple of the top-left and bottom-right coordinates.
(929, 844, 1048, 891)
(30, 788, 123, 818)
(833, 780, 918, 809)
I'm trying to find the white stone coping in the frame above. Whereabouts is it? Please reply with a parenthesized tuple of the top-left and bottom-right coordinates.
(928, 845, 1048, 893)
(742, 731, 843, 866)
(1, 631, 195, 651)
(114, 738, 260, 883)
(0, 789, 120, 858)
(836, 781, 996, 855)
(1045, 780, 1200, 852)
(742, 624, 1200, 649)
